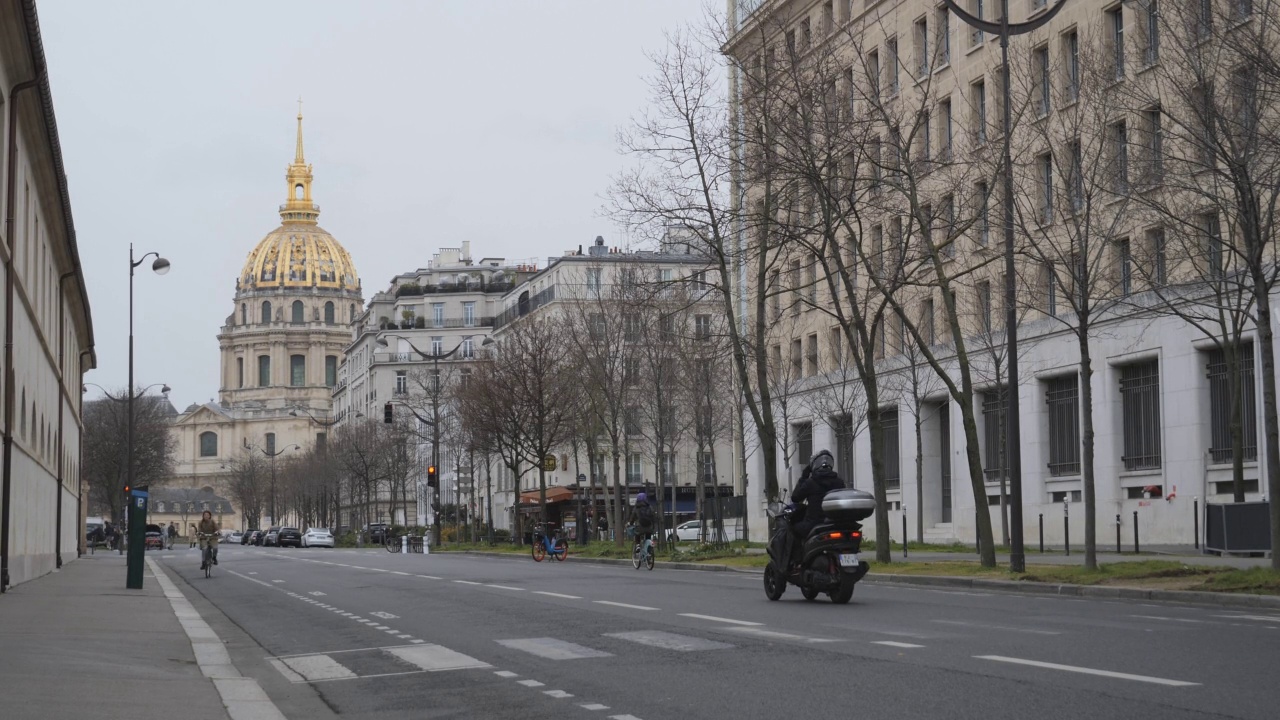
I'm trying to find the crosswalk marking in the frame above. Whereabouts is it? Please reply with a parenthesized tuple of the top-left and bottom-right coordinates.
(387, 644, 491, 672)
(498, 638, 613, 660)
(280, 654, 357, 681)
(679, 613, 762, 626)
(544, 690, 574, 698)
(872, 641, 924, 649)
(605, 631, 733, 652)
(581, 704, 610, 711)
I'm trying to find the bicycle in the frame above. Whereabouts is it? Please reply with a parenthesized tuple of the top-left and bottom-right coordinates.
(197, 533, 217, 578)
(385, 533, 401, 552)
(630, 526, 655, 571)
(531, 523, 568, 562)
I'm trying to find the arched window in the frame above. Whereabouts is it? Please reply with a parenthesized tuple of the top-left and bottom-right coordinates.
(258, 355, 271, 387)
(199, 432, 218, 457)
(240, 303, 247, 325)
(265, 432, 276, 454)
(261, 301, 272, 324)
(292, 300, 304, 324)
(290, 355, 306, 386)
(324, 301, 335, 325)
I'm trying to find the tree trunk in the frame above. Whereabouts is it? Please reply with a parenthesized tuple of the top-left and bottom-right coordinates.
(914, 399, 924, 545)
(1079, 332, 1098, 570)
(612, 449, 624, 546)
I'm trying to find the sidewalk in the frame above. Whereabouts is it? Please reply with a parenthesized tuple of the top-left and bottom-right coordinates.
(0, 553, 228, 720)
(740, 543, 1270, 568)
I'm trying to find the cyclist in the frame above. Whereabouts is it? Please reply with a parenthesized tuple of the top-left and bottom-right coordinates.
(627, 492, 656, 554)
(196, 510, 220, 571)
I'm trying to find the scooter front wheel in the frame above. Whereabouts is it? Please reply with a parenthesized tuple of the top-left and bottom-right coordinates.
(829, 580, 855, 604)
(763, 563, 786, 601)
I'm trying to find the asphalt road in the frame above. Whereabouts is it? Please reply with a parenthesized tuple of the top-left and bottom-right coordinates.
(157, 545, 1279, 720)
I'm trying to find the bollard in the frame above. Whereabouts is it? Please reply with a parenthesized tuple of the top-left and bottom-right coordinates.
(1116, 514, 1122, 554)
(1038, 513, 1044, 554)
(1063, 501, 1070, 557)
(401, 535, 408, 554)
(902, 511, 909, 559)
(1133, 510, 1140, 554)
(1194, 497, 1200, 550)
(424, 535, 430, 555)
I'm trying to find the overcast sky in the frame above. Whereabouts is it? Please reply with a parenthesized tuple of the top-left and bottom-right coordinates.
(39, 0, 708, 410)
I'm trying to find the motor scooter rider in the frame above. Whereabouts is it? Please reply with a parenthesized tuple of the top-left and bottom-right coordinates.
(786, 450, 844, 562)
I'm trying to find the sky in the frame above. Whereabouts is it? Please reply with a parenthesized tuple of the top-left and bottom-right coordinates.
(38, 0, 710, 411)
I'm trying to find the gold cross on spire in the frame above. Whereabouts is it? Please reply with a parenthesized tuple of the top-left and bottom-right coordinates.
(294, 97, 305, 164)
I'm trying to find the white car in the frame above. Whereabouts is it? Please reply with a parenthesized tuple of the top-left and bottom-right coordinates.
(301, 528, 334, 548)
(670, 520, 742, 543)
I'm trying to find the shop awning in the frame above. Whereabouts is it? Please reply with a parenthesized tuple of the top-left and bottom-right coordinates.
(518, 486, 576, 504)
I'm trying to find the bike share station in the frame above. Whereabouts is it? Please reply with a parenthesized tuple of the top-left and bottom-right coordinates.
(125, 484, 149, 589)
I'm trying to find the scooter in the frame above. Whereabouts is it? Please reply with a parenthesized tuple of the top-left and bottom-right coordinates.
(763, 489, 874, 604)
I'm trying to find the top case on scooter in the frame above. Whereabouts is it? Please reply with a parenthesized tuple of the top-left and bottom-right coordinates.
(821, 489, 875, 522)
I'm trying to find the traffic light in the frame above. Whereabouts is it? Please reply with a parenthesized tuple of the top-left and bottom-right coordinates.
(384, 402, 393, 424)
(427, 465, 438, 487)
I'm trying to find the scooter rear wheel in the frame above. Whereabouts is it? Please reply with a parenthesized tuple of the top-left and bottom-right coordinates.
(828, 580, 855, 604)
(763, 563, 786, 601)
(801, 586, 820, 601)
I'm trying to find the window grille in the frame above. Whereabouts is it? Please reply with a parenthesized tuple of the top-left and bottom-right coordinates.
(795, 422, 813, 468)
(982, 388, 1006, 480)
(1046, 376, 1081, 475)
(880, 409, 900, 489)
(1120, 360, 1162, 470)
(1207, 345, 1258, 463)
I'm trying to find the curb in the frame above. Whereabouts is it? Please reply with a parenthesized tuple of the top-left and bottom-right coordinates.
(444, 549, 1280, 609)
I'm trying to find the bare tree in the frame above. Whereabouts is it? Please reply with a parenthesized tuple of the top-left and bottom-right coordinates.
(82, 392, 176, 527)
(224, 448, 267, 531)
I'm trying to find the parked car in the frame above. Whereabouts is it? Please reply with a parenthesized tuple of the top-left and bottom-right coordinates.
(276, 527, 302, 548)
(244, 530, 263, 546)
(144, 524, 165, 551)
(366, 523, 391, 544)
(262, 527, 281, 547)
(227, 531, 244, 544)
(302, 528, 334, 548)
(669, 520, 742, 543)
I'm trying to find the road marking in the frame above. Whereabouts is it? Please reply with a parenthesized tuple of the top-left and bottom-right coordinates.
(534, 591, 582, 599)
(1213, 614, 1280, 623)
(397, 634, 413, 639)
(932, 619, 1062, 636)
(455, 580, 482, 585)
(975, 656, 1200, 686)
(417, 575, 441, 580)
(494, 670, 520, 678)
(497, 638, 612, 660)
(1130, 615, 1211, 624)
(391, 571, 410, 575)
(726, 627, 840, 644)
(386, 644, 491, 672)
(593, 600, 658, 611)
(280, 654, 357, 681)
(544, 690, 574, 699)
(411, 639, 425, 644)
(486, 584, 524, 591)
(268, 658, 305, 683)
(370, 612, 399, 619)
(679, 613, 762, 626)
(605, 631, 734, 652)
(581, 704, 610, 711)
(374, 625, 390, 630)
(384, 629, 400, 635)
(872, 641, 924, 649)
(248, 571, 258, 575)
(272, 579, 284, 583)
(609, 715, 644, 720)
(309, 591, 326, 596)
(349, 617, 364, 621)
(518, 679, 546, 687)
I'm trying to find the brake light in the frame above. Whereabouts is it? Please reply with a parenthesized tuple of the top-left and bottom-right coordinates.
(825, 531, 844, 540)
(851, 532, 862, 539)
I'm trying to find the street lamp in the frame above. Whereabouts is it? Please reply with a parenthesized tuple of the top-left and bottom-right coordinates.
(941, 0, 1067, 573)
(289, 407, 341, 427)
(376, 332, 493, 548)
(244, 439, 299, 526)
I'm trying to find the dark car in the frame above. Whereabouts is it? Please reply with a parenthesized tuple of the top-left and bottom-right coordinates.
(276, 527, 302, 548)
(367, 523, 391, 544)
(242, 529, 261, 546)
(263, 527, 281, 547)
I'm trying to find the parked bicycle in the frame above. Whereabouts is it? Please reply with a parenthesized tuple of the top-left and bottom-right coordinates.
(531, 522, 568, 562)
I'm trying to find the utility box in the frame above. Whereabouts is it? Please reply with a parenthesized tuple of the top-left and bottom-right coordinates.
(126, 486, 150, 589)
(1204, 501, 1271, 554)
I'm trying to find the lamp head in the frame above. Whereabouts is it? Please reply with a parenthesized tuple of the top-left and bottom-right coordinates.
(152, 257, 171, 275)
(289, 410, 299, 417)
(376, 337, 390, 348)
(481, 337, 495, 346)
(161, 384, 171, 395)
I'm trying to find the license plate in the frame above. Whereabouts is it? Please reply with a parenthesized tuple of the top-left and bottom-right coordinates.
(838, 553, 861, 567)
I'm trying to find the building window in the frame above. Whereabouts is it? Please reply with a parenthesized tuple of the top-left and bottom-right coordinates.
(937, 7, 950, 66)
(1064, 29, 1080, 103)
(975, 181, 990, 246)
(1230, 0, 1253, 21)
(880, 409, 900, 489)
(806, 333, 819, 376)
(886, 37, 899, 96)
(324, 301, 335, 325)
(463, 302, 476, 327)
(461, 337, 474, 359)
(1039, 152, 1054, 223)
(695, 314, 711, 340)
(199, 431, 218, 458)
(261, 301, 272, 324)
(1139, 107, 1163, 185)
(265, 433, 276, 455)
(240, 303, 247, 325)
(833, 413, 855, 477)
(432, 303, 445, 328)
(1207, 344, 1258, 463)
(795, 422, 813, 469)
(939, 99, 953, 160)
(316, 433, 327, 454)
(1046, 375, 1081, 476)
(977, 280, 992, 334)
(258, 355, 271, 387)
(1141, 0, 1159, 65)
(1111, 121, 1129, 194)
(1147, 227, 1167, 287)
(970, 0, 985, 45)
(1120, 359, 1162, 470)
(915, 17, 929, 76)
(972, 80, 987, 145)
(588, 313, 605, 341)
(1034, 45, 1050, 116)
(325, 355, 337, 388)
(431, 336, 443, 356)
(1116, 238, 1132, 297)
(982, 388, 1007, 480)
(237, 357, 244, 389)
(290, 355, 305, 386)
(791, 338, 803, 377)
(292, 300, 304, 324)
(867, 49, 880, 98)
(1203, 212, 1223, 278)
(1108, 6, 1125, 81)
(627, 452, 643, 483)
(395, 370, 408, 395)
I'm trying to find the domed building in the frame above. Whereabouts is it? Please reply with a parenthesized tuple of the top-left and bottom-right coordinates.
(168, 113, 363, 530)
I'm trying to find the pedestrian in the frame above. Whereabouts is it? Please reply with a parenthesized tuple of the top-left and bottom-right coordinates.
(167, 523, 177, 550)
(189, 524, 197, 548)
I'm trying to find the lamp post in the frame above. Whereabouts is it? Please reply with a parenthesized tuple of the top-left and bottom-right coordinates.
(376, 333, 493, 548)
(940, 0, 1067, 573)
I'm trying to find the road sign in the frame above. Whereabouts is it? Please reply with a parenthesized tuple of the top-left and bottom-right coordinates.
(578, 474, 586, 482)
(543, 455, 557, 471)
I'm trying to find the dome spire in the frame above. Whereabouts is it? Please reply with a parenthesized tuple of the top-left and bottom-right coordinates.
(282, 102, 319, 224)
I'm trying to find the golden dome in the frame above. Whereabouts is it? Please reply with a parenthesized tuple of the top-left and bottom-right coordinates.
(238, 110, 360, 293)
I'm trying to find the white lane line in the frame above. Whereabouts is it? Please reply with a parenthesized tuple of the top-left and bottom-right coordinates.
(374, 625, 390, 630)
(609, 715, 644, 720)
(975, 656, 1200, 687)
(518, 679, 546, 687)
(593, 600, 658, 611)
(455, 580, 482, 585)
(932, 619, 1062, 636)
(494, 670, 520, 678)
(417, 575, 442, 580)
(391, 571, 410, 575)
(384, 629, 401, 635)
(411, 639, 425, 644)
(544, 690, 574, 699)
(872, 641, 924, 649)
(486, 584, 524, 591)
(1212, 614, 1280, 623)
(1130, 615, 1211, 624)
(497, 638, 612, 660)
(678, 613, 762, 626)
(726, 627, 840, 644)
(397, 634, 413, 639)
(581, 704, 610, 711)
(534, 591, 582, 599)
(272, 579, 285, 583)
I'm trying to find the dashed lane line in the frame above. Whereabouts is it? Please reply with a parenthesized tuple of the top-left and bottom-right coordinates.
(594, 600, 659, 611)
(872, 641, 925, 649)
(678, 613, 762, 626)
(975, 655, 1200, 687)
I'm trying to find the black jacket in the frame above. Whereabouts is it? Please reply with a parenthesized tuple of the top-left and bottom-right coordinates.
(790, 470, 844, 525)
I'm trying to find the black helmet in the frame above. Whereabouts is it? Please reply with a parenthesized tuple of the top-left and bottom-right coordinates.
(811, 450, 835, 474)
